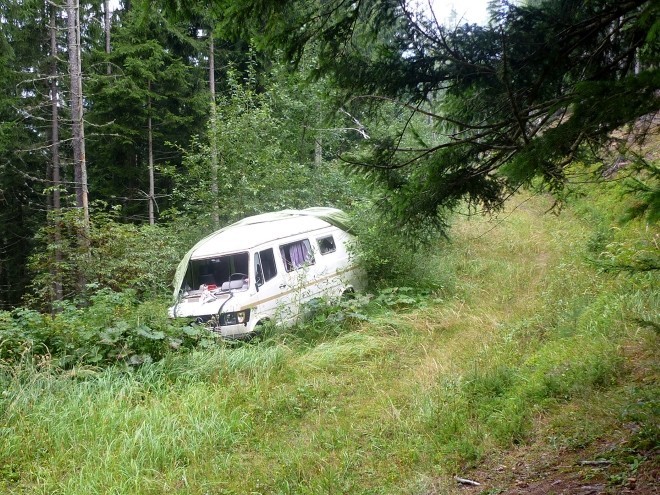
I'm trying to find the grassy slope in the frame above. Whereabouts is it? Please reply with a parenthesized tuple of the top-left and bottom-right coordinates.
(1, 192, 657, 494)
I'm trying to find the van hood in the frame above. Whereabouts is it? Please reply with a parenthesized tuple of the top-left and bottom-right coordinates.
(169, 291, 235, 318)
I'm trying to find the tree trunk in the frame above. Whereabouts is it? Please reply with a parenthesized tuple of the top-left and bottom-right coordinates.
(66, 0, 89, 231)
(314, 101, 322, 167)
(50, 3, 63, 304)
(314, 136, 322, 167)
(209, 33, 220, 228)
(104, 0, 111, 75)
(66, 0, 89, 295)
(147, 85, 155, 225)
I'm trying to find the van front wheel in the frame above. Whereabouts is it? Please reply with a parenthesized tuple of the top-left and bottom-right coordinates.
(254, 319, 273, 338)
(341, 288, 355, 301)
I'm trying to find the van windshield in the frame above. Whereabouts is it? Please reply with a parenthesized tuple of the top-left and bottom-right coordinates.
(182, 252, 249, 293)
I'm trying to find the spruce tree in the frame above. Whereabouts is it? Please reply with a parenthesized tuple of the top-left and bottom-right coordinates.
(223, 0, 660, 229)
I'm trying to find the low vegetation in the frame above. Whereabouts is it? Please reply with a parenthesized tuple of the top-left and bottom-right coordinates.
(0, 180, 657, 493)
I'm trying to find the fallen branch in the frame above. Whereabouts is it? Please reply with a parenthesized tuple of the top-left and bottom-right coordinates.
(455, 476, 481, 486)
(579, 460, 613, 466)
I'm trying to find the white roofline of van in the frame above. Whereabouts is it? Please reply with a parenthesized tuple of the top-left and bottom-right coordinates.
(171, 208, 354, 301)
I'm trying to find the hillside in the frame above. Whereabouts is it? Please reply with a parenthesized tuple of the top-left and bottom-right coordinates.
(1, 190, 657, 494)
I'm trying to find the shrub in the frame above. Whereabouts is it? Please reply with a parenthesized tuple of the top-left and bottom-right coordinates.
(0, 289, 215, 368)
(350, 198, 449, 289)
(25, 207, 201, 309)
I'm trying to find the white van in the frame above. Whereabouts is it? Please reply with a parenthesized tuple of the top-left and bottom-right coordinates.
(169, 208, 366, 337)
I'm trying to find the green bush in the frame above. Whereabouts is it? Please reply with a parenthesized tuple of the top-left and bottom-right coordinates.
(25, 207, 201, 309)
(0, 289, 214, 368)
(350, 199, 449, 290)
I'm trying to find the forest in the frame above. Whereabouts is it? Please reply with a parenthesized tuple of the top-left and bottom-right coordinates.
(0, 0, 658, 492)
(0, 0, 368, 309)
(0, 0, 657, 309)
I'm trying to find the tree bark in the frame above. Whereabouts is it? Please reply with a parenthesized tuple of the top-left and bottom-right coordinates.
(66, 0, 90, 296)
(314, 136, 322, 167)
(147, 85, 155, 225)
(209, 33, 220, 228)
(66, 0, 89, 230)
(50, 3, 63, 303)
(104, 0, 111, 75)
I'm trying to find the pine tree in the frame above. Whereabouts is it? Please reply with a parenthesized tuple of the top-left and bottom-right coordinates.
(0, 0, 67, 307)
(66, 0, 90, 244)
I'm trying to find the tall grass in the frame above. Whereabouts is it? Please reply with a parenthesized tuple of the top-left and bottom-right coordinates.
(0, 190, 657, 493)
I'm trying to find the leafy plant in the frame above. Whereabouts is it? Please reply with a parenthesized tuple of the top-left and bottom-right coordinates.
(0, 289, 215, 368)
(25, 206, 199, 309)
(373, 287, 431, 309)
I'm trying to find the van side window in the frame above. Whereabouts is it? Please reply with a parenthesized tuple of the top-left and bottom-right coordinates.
(254, 253, 264, 286)
(254, 249, 277, 286)
(280, 239, 315, 272)
(317, 235, 336, 255)
(260, 248, 277, 281)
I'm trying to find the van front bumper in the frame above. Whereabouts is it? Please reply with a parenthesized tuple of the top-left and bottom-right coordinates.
(210, 323, 252, 338)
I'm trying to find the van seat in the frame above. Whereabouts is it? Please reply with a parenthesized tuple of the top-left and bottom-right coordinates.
(221, 280, 245, 291)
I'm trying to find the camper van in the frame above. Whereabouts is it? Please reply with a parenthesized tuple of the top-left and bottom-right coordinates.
(169, 208, 365, 337)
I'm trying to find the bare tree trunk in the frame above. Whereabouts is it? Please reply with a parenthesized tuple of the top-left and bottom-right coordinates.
(209, 33, 220, 228)
(51, 7, 61, 214)
(104, 0, 111, 75)
(314, 136, 322, 167)
(67, 0, 90, 295)
(67, 0, 89, 231)
(147, 85, 155, 225)
(314, 102, 322, 167)
(50, 3, 63, 304)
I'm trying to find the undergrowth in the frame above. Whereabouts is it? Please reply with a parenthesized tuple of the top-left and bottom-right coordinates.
(0, 289, 217, 368)
(0, 181, 657, 493)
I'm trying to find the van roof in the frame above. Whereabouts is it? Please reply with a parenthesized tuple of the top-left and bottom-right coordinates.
(191, 214, 332, 259)
(172, 208, 353, 301)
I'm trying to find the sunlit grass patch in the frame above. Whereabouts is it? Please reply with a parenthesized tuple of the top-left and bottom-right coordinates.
(295, 331, 393, 370)
(417, 328, 628, 469)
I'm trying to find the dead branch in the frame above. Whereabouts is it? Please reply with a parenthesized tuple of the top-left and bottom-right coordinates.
(455, 476, 481, 486)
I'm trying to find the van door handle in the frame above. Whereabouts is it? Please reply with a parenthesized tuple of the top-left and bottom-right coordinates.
(279, 284, 287, 289)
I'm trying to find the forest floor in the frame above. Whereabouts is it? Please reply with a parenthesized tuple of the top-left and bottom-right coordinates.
(430, 409, 659, 495)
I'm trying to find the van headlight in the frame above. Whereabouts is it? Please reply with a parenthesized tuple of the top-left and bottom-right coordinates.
(219, 310, 250, 326)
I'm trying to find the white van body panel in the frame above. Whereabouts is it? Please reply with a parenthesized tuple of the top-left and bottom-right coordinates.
(169, 210, 365, 337)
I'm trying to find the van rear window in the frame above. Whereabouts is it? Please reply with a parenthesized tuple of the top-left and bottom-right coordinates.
(317, 235, 336, 254)
(280, 239, 315, 272)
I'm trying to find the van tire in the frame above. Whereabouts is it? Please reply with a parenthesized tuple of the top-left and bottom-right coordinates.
(253, 319, 272, 337)
(341, 287, 355, 300)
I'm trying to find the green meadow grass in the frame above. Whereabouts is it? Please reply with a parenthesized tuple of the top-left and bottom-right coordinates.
(1, 192, 657, 494)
